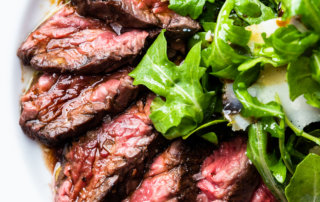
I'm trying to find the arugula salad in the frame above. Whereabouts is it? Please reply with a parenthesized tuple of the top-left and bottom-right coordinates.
(129, 0, 320, 201)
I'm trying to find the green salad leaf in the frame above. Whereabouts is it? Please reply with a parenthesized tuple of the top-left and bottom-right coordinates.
(169, 0, 214, 19)
(233, 68, 284, 118)
(234, 0, 276, 25)
(287, 56, 320, 101)
(201, 0, 251, 79)
(242, 25, 319, 71)
(311, 51, 320, 84)
(261, 25, 319, 62)
(305, 92, 320, 108)
(129, 31, 216, 139)
(303, 51, 320, 108)
(247, 122, 287, 201)
(285, 153, 320, 202)
(282, 0, 320, 34)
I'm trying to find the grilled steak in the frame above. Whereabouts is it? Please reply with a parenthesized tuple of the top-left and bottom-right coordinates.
(17, 5, 149, 74)
(20, 68, 138, 146)
(125, 139, 212, 202)
(54, 96, 164, 202)
(250, 182, 277, 202)
(196, 137, 260, 202)
(71, 0, 200, 38)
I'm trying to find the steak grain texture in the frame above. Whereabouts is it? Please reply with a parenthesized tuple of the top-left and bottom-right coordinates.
(54, 97, 161, 202)
(20, 68, 138, 146)
(125, 139, 212, 202)
(17, 5, 149, 74)
(71, 0, 200, 38)
(197, 137, 260, 202)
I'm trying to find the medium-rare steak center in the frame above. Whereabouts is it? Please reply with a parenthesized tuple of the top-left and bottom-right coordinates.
(196, 137, 260, 202)
(125, 139, 212, 202)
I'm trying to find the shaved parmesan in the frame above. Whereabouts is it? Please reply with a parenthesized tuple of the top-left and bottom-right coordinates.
(223, 66, 320, 131)
(249, 66, 320, 129)
(246, 18, 281, 52)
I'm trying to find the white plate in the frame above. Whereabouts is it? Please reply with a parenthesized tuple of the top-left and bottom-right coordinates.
(0, 1, 61, 201)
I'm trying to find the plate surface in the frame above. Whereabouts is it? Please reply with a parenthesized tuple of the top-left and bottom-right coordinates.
(0, 1, 60, 201)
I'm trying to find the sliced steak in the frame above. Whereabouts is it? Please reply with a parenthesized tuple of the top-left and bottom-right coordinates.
(196, 137, 260, 202)
(54, 96, 164, 202)
(250, 182, 277, 202)
(20, 68, 138, 146)
(125, 139, 212, 202)
(71, 0, 200, 38)
(17, 5, 149, 74)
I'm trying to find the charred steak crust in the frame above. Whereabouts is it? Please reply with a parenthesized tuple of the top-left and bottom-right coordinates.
(54, 96, 163, 202)
(19, 68, 139, 146)
(197, 137, 260, 202)
(71, 0, 200, 38)
(125, 139, 213, 202)
(17, 5, 149, 74)
(105, 133, 168, 202)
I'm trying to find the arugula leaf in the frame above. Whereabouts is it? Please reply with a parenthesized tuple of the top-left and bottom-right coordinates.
(241, 24, 319, 73)
(169, 0, 214, 19)
(247, 122, 287, 201)
(200, 0, 279, 78)
(202, 0, 251, 79)
(238, 57, 278, 71)
(233, 68, 284, 118)
(305, 92, 320, 108)
(304, 52, 320, 108)
(234, 0, 276, 25)
(287, 56, 320, 101)
(262, 25, 319, 62)
(285, 153, 320, 202)
(286, 134, 306, 162)
(201, 22, 216, 32)
(282, 0, 320, 34)
(129, 31, 215, 139)
(276, 113, 295, 175)
(310, 51, 320, 84)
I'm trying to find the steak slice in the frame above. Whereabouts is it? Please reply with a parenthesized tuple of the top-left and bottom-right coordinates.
(125, 139, 212, 202)
(20, 68, 138, 146)
(250, 182, 277, 202)
(71, 0, 200, 38)
(17, 5, 149, 74)
(54, 96, 163, 202)
(196, 137, 260, 202)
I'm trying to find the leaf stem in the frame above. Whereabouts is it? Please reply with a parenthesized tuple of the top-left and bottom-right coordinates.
(183, 119, 226, 139)
(285, 117, 320, 145)
(278, 117, 295, 174)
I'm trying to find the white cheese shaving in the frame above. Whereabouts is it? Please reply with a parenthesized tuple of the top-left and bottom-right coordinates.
(224, 66, 320, 131)
(248, 66, 320, 130)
